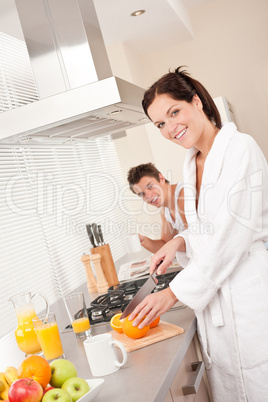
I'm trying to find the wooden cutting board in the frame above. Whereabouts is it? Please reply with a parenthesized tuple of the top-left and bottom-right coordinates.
(108, 321, 184, 352)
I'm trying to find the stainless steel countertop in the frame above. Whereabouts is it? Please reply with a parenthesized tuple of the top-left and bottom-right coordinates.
(52, 279, 197, 402)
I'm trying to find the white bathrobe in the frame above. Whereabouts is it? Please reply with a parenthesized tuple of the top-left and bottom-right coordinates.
(169, 123, 268, 401)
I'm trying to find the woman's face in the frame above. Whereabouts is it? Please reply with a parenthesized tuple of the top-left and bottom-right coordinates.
(147, 93, 206, 149)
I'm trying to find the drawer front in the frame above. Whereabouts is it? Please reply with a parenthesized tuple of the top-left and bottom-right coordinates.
(164, 336, 211, 402)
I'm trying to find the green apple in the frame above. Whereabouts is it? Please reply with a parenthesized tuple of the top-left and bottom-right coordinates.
(61, 377, 90, 402)
(50, 359, 77, 388)
(42, 388, 72, 402)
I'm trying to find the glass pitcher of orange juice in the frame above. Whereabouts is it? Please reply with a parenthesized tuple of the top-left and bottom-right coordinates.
(9, 292, 49, 356)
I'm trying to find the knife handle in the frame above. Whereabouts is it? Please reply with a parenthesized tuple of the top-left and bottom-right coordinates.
(92, 223, 101, 246)
(86, 224, 96, 248)
(97, 224, 105, 245)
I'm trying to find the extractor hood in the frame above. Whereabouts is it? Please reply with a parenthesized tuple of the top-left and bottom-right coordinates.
(0, 0, 148, 143)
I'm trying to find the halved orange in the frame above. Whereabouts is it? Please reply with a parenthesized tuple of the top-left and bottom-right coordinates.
(110, 313, 123, 333)
(122, 315, 150, 339)
(150, 316, 160, 328)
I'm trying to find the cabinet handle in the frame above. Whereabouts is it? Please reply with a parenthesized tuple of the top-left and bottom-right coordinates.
(182, 361, 205, 395)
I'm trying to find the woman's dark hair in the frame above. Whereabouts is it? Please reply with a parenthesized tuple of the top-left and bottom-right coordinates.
(142, 66, 222, 129)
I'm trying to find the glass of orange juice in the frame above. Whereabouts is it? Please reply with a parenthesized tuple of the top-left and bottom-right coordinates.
(63, 292, 91, 338)
(32, 312, 65, 361)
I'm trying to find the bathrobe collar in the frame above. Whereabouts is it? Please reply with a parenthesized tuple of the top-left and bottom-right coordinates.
(183, 122, 237, 223)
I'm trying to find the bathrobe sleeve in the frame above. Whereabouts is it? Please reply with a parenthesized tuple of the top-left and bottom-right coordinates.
(169, 129, 268, 311)
(174, 229, 192, 267)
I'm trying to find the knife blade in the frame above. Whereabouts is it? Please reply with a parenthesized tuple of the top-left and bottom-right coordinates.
(97, 224, 105, 245)
(120, 272, 157, 319)
(92, 223, 101, 246)
(86, 224, 96, 248)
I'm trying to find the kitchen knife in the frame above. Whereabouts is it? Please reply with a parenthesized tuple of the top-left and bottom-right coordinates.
(92, 223, 101, 246)
(86, 224, 96, 248)
(120, 272, 157, 319)
(97, 224, 105, 245)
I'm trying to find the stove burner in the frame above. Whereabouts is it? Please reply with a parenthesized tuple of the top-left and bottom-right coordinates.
(91, 310, 103, 319)
(108, 281, 139, 295)
(124, 294, 134, 301)
(154, 283, 167, 291)
(90, 290, 127, 310)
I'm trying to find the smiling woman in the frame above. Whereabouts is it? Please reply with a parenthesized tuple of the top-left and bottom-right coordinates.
(131, 66, 268, 402)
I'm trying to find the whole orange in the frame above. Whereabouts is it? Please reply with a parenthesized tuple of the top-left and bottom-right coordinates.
(122, 315, 150, 339)
(150, 316, 160, 328)
(18, 355, 51, 388)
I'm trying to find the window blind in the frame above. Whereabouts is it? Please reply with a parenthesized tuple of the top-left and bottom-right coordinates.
(0, 136, 134, 339)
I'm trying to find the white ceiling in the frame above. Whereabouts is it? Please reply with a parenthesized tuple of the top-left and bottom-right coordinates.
(92, 0, 210, 54)
(0, 0, 211, 54)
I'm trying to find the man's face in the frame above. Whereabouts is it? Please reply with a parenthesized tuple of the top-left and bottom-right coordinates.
(132, 175, 165, 208)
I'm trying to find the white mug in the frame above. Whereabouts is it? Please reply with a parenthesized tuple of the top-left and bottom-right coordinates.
(83, 333, 127, 376)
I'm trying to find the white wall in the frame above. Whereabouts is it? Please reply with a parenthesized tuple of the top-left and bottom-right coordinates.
(113, 126, 164, 239)
(139, 0, 268, 157)
(0, 0, 24, 40)
(107, 0, 268, 160)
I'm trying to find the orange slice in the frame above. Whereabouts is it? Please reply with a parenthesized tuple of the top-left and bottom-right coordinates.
(110, 313, 123, 333)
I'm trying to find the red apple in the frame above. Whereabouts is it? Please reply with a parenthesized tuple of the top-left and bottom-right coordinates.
(8, 378, 43, 402)
(43, 385, 55, 395)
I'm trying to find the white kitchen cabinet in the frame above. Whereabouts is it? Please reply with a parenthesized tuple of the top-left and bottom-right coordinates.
(164, 334, 212, 402)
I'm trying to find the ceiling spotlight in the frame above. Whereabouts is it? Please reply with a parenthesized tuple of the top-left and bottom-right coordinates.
(19, 137, 31, 142)
(109, 109, 122, 115)
(131, 10, 145, 17)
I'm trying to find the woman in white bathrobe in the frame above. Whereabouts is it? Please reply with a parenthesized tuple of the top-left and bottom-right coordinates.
(128, 67, 268, 401)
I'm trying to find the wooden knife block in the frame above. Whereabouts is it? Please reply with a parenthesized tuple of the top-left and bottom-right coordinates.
(90, 244, 119, 287)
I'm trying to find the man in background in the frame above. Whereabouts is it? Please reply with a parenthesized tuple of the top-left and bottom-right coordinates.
(127, 163, 186, 253)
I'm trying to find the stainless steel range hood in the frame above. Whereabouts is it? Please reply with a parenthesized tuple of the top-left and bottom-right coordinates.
(0, 0, 148, 143)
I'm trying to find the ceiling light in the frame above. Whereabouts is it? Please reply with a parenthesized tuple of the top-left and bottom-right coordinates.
(131, 10, 145, 17)
(19, 137, 31, 142)
(109, 109, 122, 115)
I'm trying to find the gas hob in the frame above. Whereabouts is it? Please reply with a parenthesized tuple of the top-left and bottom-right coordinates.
(64, 267, 184, 330)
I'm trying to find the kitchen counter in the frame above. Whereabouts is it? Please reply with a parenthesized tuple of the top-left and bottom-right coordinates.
(52, 281, 197, 402)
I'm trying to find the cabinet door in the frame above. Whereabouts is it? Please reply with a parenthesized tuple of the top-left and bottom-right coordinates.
(164, 335, 211, 402)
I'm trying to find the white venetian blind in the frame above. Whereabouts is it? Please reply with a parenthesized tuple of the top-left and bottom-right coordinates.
(0, 136, 133, 339)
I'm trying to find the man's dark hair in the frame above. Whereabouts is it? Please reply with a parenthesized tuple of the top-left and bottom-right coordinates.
(127, 163, 169, 193)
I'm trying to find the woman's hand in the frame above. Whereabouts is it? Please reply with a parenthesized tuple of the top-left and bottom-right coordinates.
(149, 236, 185, 275)
(128, 287, 178, 328)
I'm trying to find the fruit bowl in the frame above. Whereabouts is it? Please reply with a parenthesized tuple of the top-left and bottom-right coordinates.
(78, 379, 104, 401)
